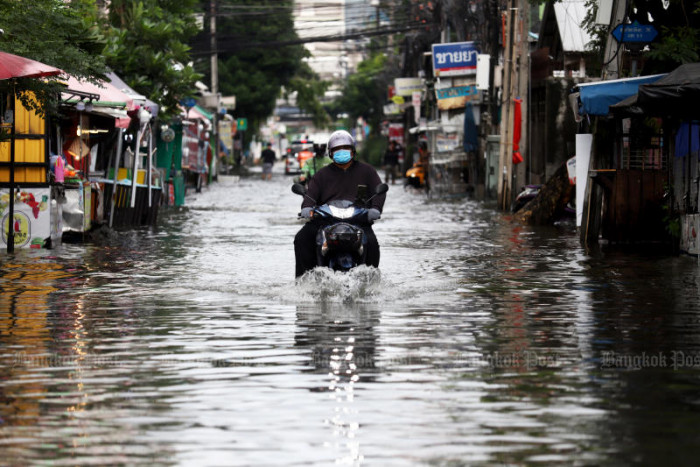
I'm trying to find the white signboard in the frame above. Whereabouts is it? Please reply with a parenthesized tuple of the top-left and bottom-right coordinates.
(394, 77, 423, 97)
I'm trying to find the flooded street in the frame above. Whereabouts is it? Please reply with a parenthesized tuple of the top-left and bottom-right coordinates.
(2, 167, 700, 465)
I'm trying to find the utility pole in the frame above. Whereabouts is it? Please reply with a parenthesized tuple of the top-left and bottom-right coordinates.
(498, 0, 517, 210)
(210, 0, 220, 180)
(601, 0, 627, 79)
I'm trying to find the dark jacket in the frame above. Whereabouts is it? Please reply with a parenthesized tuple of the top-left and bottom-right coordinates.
(302, 160, 385, 212)
(261, 148, 276, 164)
(383, 146, 399, 166)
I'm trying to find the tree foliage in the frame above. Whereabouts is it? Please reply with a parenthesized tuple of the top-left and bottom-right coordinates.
(338, 51, 392, 136)
(286, 62, 331, 129)
(102, 0, 202, 119)
(0, 0, 108, 116)
(581, 0, 700, 72)
(206, 0, 328, 137)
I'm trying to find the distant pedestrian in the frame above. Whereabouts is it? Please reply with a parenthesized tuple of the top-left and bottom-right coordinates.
(383, 140, 400, 184)
(260, 142, 276, 180)
(418, 141, 431, 193)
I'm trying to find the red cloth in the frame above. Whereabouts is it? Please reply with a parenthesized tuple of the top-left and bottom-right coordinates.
(512, 98, 523, 165)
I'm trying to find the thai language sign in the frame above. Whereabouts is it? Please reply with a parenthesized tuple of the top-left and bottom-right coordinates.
(435, 85, 479, 110)
(432, 42, 479, 77)
(612, 21, 658, 43)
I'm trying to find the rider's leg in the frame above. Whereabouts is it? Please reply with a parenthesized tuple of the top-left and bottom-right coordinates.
(363, 227, 380, 267)
(294, 222, 320, 277)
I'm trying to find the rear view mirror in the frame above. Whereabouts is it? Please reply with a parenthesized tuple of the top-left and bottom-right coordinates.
(291, 183, 307, 196)
(375, 183, 389, 195)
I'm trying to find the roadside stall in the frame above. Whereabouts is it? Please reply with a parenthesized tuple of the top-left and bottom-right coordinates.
(181, 104, 213, 193)
(573, 74, 668, 245)
(61, 74, 160, 230)
(0, 51, 64, 251)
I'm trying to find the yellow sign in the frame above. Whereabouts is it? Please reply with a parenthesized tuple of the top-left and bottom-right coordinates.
(391, 95, 405, 105)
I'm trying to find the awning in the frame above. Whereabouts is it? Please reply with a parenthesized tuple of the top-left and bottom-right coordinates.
(0, 50, 64, 80)
(90, 107, 132, 129)
(637, 63, 700, 118)
(182, 104, 213, 122)
(62, 74, 134, 110)
(574, 74, 665, 116)
(106, 71, 159, 117)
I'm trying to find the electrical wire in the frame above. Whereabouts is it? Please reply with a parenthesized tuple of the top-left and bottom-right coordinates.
(190, 22, 435, 56)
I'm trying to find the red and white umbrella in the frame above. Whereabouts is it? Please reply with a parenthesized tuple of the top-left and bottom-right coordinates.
(0, 50, 63, 80)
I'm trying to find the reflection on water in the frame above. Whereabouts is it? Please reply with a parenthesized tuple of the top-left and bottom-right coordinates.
(1, 173, 700, 465)
(296, 302, 380, 465)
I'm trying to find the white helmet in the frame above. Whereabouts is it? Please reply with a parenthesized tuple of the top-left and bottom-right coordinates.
(327, 130, 355, 152)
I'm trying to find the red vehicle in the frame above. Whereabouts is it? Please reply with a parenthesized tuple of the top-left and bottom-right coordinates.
(285, 139, 314, 175)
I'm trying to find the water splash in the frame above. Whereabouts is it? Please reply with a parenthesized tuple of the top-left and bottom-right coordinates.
(293, 266, 385, 303)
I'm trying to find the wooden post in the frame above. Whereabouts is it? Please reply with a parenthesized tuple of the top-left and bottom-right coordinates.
(130, 126, 142, 209)
(7, 90, 16, 253)
(109, 128, 124, 228)
(147, 125, 152, 209)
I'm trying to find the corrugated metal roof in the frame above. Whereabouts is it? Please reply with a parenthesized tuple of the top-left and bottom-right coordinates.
(553, 0, 593, 52)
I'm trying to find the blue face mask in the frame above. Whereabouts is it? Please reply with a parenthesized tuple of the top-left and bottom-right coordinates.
(332, 149, 352, 164)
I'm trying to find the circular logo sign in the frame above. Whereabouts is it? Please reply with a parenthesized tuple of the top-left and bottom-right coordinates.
(2, 211, 31, 248)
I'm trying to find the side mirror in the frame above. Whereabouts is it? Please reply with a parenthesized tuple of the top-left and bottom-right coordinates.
(291, 183, 307, 196)
(375, 183, 389, 195)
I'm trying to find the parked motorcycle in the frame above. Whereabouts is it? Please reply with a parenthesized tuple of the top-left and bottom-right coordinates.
(511, 184, 541, 213)
(512, 184, 576, 218)
(292, 183, 389, 272)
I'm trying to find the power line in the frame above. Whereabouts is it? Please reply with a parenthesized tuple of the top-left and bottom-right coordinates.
(191, 21, 434, 55)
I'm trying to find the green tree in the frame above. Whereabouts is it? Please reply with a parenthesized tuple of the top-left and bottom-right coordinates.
(0, 0, 108, 115)
(286, 62, 331, 129)
(200, 0, 329, 138)
(103, 0, 202, 119)
(581, 0, 700, 72)
(338, 51, 392, 136)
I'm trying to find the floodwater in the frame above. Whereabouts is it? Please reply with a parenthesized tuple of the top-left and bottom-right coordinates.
(2, 166, 700, 466)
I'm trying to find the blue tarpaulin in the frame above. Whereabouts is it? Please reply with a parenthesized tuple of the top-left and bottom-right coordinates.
(463, 103, 478, 152)
(576, 74, 665, 116)
(675, 122, 700, 158)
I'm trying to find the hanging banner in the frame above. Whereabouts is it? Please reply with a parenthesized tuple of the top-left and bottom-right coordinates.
(432, 42, 479, 77)
(435, 85, 479, 110)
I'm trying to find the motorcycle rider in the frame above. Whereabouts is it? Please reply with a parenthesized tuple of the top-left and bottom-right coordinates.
(298, 143, 332, 185)
(294, 130, 386, 278)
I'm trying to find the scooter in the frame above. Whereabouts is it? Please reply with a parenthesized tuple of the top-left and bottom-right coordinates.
(511, 184, 540, 213)
(512, 184, 577, 218)
(292, 183, 389, 272)
(404, 162, 426, 188)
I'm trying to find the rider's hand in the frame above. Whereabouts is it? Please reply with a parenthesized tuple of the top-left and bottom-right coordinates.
(300, 207, 313, 219)
(368, 208, 381, 221)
